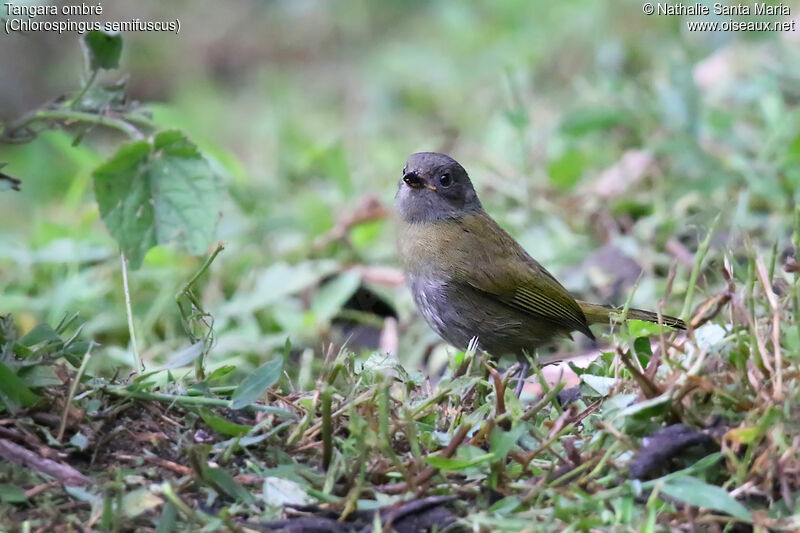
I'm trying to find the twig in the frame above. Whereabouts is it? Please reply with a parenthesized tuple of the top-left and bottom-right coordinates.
(161, 482, 210, 526)
(114, 452, 192, 476)
(375, 424, 472, 494)
(24, 481, 60, 499)
(617, 347, 662, 399)
(0, 439, 90, 486)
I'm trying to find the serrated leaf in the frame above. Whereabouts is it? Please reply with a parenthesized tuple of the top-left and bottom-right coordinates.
(231, 357, 284, 409)
(93, 130, 221, 269)
(660, 476, 751, 521)
(83, 30, 122, 70)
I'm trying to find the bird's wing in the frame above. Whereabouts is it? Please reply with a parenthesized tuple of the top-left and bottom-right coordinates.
(450, 212, 594, 339)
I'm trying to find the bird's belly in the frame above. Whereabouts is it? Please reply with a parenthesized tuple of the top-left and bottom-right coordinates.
(408, 275, 561, 355)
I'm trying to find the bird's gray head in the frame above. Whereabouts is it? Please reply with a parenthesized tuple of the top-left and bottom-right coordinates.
(394, 152, 482, 224)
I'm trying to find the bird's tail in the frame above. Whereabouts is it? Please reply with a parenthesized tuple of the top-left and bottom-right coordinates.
(577, 301, 686, 330)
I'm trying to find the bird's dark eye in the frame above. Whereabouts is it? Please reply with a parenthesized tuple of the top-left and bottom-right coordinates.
(439, 172, 452, 187)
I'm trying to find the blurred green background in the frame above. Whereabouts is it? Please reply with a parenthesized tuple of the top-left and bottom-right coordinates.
(1, 0, 799, 379)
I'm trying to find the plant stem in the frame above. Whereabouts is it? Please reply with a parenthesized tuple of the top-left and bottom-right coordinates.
(177, 243, 225, 297)
(121, 252, 143, 374)
(160, 483, 207, 525)
(57, 342, 95, 442)
(176, 242, 224, 380)
(681, 214, 721, 319)
(68, 69, 98, 109)
(2, 109, 145, 143)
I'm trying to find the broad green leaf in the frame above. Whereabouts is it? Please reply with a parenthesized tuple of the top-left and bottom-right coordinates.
(0, 484, 27, 503)
(724, 426, 761, 445)
(548, 149, 585, 190)
(19, 364, 60, 388)
(262, 477, 312, 507)
(0, 361, 39, 412)
(121, 488, 163, 518)
(198, 408, 252, 437)
(93, 130, 221, 269)
(660, 476, 751, 521)
(156, 501, 177, 533)
(617, 394, 671, 420)
(311, 272, 361, 324)
(17, 323, 61, 349)
(203, 467, 254, 503)
(136, 342, 204, 382)
(424, 452, 494, 471)
(504, 109, 529, 130)
(83, 30, 122, 70)
(633, 337, 653, 357)
(231, 357, 284, 409)
(581, 374, 616, 397)
(220, 260, 339, 316)
(159, 342, 205, 370)
(206, 365, 236, 382)
(628, 319, 672, 338)
(560, 108, 633, 136)
(787, 132, 800, 162)
(489, 424, 528, 461)
(488, 496, 521, 514)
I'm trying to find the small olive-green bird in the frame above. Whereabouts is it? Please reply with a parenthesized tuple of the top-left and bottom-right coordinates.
(395, 152, 685, 389)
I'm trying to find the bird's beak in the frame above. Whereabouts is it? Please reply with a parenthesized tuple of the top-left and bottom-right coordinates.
(402, 171, 437, 191)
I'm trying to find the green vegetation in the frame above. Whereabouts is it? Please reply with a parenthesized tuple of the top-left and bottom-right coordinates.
(1, 1, 799, 531)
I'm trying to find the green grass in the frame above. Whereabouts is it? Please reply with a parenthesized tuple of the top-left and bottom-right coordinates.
(1, 0, 800, 530)
(1, 264, 799, 530)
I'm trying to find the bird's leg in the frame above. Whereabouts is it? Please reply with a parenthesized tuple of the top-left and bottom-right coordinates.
(514, 361, 530, 397)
